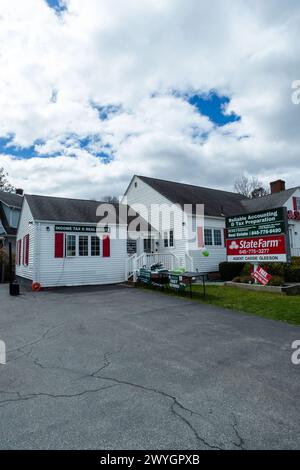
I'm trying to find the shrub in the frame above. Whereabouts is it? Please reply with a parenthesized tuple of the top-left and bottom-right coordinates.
(241, 263, 254, 276)
(262, 262, 285, 277)
(284, 266, 300, 282)
(291, 256, 300, 266)
(268, 275, 285, 286)
(219, 262, 245, 281)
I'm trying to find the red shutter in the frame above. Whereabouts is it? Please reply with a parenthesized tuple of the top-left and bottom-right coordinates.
(16, 240, 19, 266)
(19, 239, 22, 265)
(223, 228, 227, 247)
(293, 196, 297, 210)
(55, 233, 64, 258)
(197, 227, 204, 248)
(102, 234, 110, 257)
(25, 234, 29, 265)
(23, 236, 26, 265)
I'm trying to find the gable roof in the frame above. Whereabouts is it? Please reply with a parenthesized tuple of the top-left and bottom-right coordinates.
(241, 187, 298, 213)
(0, 202, 17, 235)
(25, 194, 154, 231)
(136, 175, 247, 217)
(0, 190, 23, 208)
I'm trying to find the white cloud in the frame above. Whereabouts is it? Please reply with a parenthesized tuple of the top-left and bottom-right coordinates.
(0, 0, 300, 198)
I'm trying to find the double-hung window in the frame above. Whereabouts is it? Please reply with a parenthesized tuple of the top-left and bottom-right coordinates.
(204, 228, 222, 247)
(169, 230, 174, 247)
(204, 228, 213, 246)
(213, 229, 222, 246)
(66, 235, 76, 256)
(164, 232, 169, 247)
(91, 236, 100, 256)
(79, 236, 88, 256)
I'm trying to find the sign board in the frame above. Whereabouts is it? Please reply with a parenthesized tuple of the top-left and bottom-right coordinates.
(169, 274, 186, 291)
(55, 225, 110, 233)
(251, 266, 272, 285)
(226, 207, 286, 239)
(226, 207, 290, 263)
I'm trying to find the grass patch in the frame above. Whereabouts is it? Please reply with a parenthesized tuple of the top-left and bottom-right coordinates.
(191, 285, 300, 325)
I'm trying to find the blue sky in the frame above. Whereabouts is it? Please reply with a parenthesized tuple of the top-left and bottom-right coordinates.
(0, 92, 239, 160)
(45, 0, 66, 12)
(188, 92, 240, 126)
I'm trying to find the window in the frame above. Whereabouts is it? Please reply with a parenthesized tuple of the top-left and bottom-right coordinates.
(204, 228, 222, 246)
(169, 230, 174, 247)
(204, 228, 213, 246)
(295, 197, 300, 210)
(79, 236, 88, 256)
(213, 229, 222, 246)
(164, 232, 169, 247)
(66, 235, 76, 256)
(91, 236, 100, 256)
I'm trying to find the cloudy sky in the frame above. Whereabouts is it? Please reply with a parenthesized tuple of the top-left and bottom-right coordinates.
(0, 0, 299, 199)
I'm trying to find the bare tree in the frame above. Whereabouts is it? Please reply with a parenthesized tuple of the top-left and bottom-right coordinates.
(0, 167, 14, 193)
(234, 175, 269, 199)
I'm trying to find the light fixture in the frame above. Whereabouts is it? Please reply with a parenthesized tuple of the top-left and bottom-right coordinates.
(46, 226, 50, 231)
(28, 221, 33, 226)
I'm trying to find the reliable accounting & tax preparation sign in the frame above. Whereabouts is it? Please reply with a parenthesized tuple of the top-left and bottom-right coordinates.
(225, 207, 291, 263)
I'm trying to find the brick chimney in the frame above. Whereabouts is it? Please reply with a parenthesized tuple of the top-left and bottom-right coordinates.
(15, 188, 24, 196)
(270, 179, 285, 194)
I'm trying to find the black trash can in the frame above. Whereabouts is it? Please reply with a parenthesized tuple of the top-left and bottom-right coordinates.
(9, 280, 20, 296)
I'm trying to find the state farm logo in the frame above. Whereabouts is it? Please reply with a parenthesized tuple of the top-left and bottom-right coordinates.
(229, 241, 239, 250)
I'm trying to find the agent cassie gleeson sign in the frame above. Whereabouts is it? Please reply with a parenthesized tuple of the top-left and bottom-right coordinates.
(225, 207, 290, 263)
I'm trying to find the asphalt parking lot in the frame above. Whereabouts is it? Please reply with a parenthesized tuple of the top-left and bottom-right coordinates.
(0, 283, 299, 450)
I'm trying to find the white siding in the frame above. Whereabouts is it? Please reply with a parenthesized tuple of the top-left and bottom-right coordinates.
(35, 224, 127, 288)
(15, 199, 35, 281)
(188, 216, 226, 272)
(124, 176, 188, 265)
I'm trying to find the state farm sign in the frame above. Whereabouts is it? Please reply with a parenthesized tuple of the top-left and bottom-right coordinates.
(226, 207, 290, 263)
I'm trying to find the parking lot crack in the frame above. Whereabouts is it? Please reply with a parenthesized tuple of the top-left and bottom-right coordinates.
(91, 371, 223, 450)
(7, 323, 65, 363)
(231, 413, 245, 450)
(0, 384, 118, 408)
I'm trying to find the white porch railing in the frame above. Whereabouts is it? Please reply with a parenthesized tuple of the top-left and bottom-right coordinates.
(185, 253, 194, 272)
(126, 252, 182, 280)
(291, 248, 300, 257)
(144, 253, 180, 271)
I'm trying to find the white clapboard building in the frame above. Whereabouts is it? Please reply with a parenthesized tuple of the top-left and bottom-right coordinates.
(124, 176, 300, 274)
(16, 194, 152, 288)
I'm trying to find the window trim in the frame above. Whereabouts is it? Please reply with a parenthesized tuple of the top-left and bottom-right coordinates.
(66, 234, 76, 257)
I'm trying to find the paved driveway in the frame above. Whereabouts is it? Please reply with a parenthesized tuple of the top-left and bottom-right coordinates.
(0, 283, 299, 449)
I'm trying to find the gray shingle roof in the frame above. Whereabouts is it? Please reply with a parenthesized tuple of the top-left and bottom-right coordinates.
(0, 190, 23, 208)
(25, 194, 153, 231)
(137, 175, 247, 217)
(241, 187, 298, 213)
